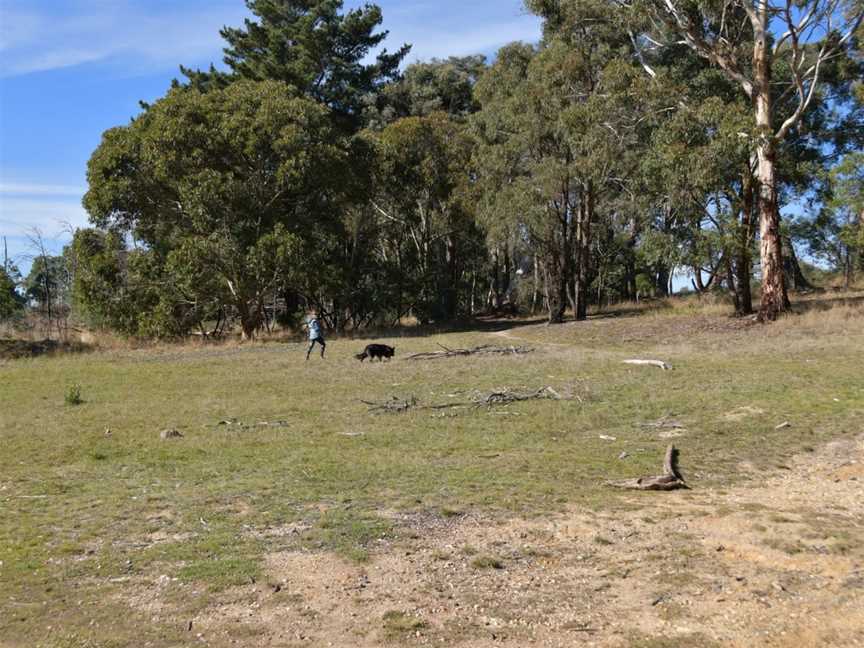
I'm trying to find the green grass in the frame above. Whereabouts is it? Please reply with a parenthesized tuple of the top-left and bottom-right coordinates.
(471, 555, 504, 570)
(2, 298, 863, 644)
(381, 610, 427, 639)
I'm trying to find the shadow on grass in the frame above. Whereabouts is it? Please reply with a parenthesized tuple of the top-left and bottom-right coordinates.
(0, 337, 94, 360)
(791, 293, 864, 314)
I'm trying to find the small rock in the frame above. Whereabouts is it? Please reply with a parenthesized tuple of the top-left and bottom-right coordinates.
(160, 428, 183, 440)
(618, 452, 629, 460)
(599, 435, 617, 441)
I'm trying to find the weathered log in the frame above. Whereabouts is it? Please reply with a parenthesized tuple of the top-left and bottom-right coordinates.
(623, 359, 672, 370)
(608, 444, 688, 491)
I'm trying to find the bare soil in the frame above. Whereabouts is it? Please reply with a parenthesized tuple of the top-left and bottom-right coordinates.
(120, 434, 864, 648)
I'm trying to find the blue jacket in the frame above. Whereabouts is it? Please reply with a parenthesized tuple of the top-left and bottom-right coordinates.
(307, 317, 323, 340)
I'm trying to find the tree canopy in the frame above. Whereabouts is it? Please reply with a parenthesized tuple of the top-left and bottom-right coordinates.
(180, 0, 410, 124)
(60, 0, 864, 339)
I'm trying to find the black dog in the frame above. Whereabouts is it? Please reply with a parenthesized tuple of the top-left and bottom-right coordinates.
(355, 344, 396, 362)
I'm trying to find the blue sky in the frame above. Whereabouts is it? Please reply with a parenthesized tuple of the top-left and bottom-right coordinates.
(0, 0, 541, 270)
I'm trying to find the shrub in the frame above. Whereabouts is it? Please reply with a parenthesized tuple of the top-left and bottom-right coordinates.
(64, 384, 83, 406)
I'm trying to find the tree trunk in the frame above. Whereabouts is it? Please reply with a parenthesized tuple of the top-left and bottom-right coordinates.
(574, 184, 592, 321)
(782, 236, 813, 292)
(443, 233, 458, 320)
(753, 14, 787, 321)
(725, 255, 740, 314)
(547, 256, 567, 324)
(488, 247, 501, 311)
(735, 169, 755, 315)
(502, 246, 512, 304)
(655, 265, 670, 298)
(237, 304, 258, 340)
(531, 256, 541, 314)
(692, 265, 706, 293)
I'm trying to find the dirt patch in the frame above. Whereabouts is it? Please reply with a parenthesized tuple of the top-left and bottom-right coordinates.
(112, 435, 864, 647)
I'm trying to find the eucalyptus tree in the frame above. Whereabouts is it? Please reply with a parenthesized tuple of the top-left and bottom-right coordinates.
(475, 12, 649, 322)
(84, 81, 353, 339)
(371, 112, 478, 322)
(628, 0, 864, 319)
(362, 55, 488, 129)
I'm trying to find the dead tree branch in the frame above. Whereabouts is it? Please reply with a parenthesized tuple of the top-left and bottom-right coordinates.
(361, 387, 566, 415)
(406, 344, 534, 361)
(608, 445, 688, 491)
(360, 396, 419, 414)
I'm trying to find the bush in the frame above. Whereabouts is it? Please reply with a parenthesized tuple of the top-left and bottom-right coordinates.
(64, 384, 83, 406)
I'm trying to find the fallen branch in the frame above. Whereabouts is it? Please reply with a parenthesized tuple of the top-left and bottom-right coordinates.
(623, 359, 672, 370)
(360, 396, 419, 414)
(407, 344, 534, 361)
(361, 386, 567, 415)
(475, 386, 562, 406)
(608, 445, 688, 491)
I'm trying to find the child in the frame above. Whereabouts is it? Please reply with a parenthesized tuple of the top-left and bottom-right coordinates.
(304, 311, 326, 360)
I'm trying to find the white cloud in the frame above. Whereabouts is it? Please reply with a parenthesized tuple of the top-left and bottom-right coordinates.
(0, 1, 542, 78)
(0, 198, 89, 237)
(0, 182, 87, 197)
(0, 1, 248, 77)
(401, 19, 541, 63)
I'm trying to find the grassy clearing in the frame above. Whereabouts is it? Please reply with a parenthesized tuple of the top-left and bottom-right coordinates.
(1, 291, 863, 644)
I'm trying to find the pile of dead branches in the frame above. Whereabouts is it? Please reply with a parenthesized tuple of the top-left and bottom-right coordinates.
(360, 386, 565, 415)
(406, 343, 533, 361)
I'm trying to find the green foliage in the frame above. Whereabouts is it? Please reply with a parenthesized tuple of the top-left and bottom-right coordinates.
(180, 0, 409, 122)
(0, 266, 25, 321)
(72, 0, 862, 336)
(373, 112, 480, 321)
(363, 55, 487, 128)
(84, 80, 348, 338)
(24, 255, 69, 312)
(64, 383, 83, 406)
(382, 610, 428, 638)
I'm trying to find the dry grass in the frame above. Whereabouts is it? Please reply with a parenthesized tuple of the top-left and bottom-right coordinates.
(1, 289, 863, 646)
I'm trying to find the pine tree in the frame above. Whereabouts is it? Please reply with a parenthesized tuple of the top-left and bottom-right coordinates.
(180, 0, 410, 123)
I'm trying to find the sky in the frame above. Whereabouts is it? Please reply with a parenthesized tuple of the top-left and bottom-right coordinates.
(0, 0, 542, 271)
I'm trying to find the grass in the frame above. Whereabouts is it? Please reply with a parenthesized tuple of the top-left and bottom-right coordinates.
(381, 610, 427, 639)
(1, 290, 863, 645)
(471, 555, 504, 570)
